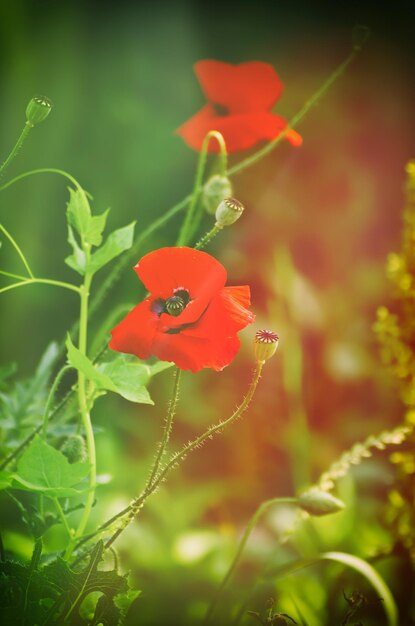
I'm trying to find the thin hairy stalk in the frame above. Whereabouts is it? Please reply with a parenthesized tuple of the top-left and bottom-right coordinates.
(0, 278, 81, 296)
(0, 222, 34, 278)
(146, 367, 181, 488)
(65, 275, 96, 560)
(0, 167, 86, 193)
(194, 224, 222, 250)
(42, 365, 74, 437)
(104, 364, 263, 550)
(72, 364, 264, 555)
(204, 497, 297, 624)
(0, 122, 33, 179)
(177, 131, 227, 247)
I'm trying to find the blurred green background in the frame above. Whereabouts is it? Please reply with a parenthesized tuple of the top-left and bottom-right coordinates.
(1, 1, 414, 624)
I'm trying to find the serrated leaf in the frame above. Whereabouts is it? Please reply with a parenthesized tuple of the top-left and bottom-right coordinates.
(65, 225, 87, 275)
(97, 355, 155, 404)
(66, 334, 118, 393)
(13, 435, 90, 498)
(87, 222, 135, 274)
(85, 209, 109, 247)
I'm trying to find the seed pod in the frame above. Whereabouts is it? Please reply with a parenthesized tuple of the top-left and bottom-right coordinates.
(25, 96, 53, 126)
(253, 329, 279, 363)
(215, 197, 244, 227)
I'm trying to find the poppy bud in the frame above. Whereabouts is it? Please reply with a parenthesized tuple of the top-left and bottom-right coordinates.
(60, 434, 87, 464)
(25, 96, 53, 126)
(202, 175, 233, 215)
(298, 489, 345, 516)
(253, 329, 279, 363)
(215, 197, 244, 227)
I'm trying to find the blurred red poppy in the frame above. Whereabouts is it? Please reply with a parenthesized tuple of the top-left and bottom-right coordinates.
(177, 60, 302, 153)
(109, 247, 254, 372)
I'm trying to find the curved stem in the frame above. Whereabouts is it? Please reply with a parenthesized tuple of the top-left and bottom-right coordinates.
(42, 365, 74, 437)
(0, 223, 34, 278)
(0, 278, 81, 295)
(103, 363, 263, 551)
(204, 496, 298, 624)
(147, 367, 181, 489)
(176, 131, 227, 247)
(0, 122, 33, 179)
(0, 167, 85, 193)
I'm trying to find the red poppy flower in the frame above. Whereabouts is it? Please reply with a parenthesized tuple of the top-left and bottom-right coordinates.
(109, 247, 254, 373)
(176, 60, 302, 153)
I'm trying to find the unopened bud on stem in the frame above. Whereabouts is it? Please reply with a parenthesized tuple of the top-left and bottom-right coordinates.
(203, 175, 233, 215)
(298, 489, 345, 516)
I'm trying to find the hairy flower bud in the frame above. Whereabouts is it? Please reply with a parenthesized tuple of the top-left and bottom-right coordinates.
(60, 434, 87, 464)
(203, 175, 233, 215)
(254, 329, 279, 363)
(298, 489, 345, 516)
(215, 197, 244, 227)
(25, 96, 53, 126)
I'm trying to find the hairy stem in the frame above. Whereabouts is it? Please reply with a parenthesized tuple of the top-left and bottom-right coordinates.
(0, 222, 34, 278)
(0, 122, 33, 179)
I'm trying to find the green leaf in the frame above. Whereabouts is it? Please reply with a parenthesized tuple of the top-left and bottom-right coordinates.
(85, 209, 109, 247)
(66, 187, 91, 238)
(13, 435, 90, 498)
(66, 335, 118, 393)
(65, 225, 86, 275)
(97, 355, 155, 404)
(320, 552, 398, 626)
(87, 222, 135, 274)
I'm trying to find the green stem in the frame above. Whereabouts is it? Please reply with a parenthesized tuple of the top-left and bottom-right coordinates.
(194, 224, 222, 250)
(176, 131, 227, 247)
(102, 364, 264, 551)
(0, 278, 81, 296)
(65, 273, 96, 560)
(0, 269, 27, 280)
(147, 367, 181, 489)
(0, 222, 34, 278)
(0, 167, 85, 193)
(53, 497, 72, 539)
(204, 496, 298, 624)
(42, 365, 74, 437)
(0, 122, 33, 179)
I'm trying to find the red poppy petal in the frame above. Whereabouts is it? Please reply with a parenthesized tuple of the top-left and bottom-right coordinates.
(194, 60, 284, 113)
(135, 247, 225, 297)
(108, 297, 159, 359)
(182, 286, 254, 339)
(150, 329, 242, 373)
(177, 107, 301, 153)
